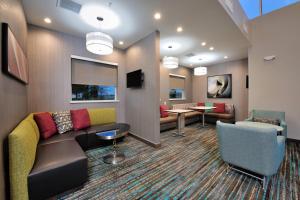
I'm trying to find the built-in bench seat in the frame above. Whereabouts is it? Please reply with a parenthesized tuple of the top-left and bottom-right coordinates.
(160, 103, 235, 131)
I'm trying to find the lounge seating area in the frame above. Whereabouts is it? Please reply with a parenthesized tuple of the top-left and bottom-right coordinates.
(1, 0, 300, 199)
(9, 108, 128, 200)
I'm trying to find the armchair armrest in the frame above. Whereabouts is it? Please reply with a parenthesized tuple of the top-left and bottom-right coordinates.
(280, 120, 287, 137)
(244, 117, 253, 121)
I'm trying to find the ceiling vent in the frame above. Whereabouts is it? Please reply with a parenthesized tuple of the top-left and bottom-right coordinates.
(57, 0, 82, 14)
(185, 53, 195, 57)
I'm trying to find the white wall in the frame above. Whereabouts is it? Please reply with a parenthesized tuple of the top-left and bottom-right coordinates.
(249, 3, 300, 140)
(125, 31, 160, 145)
(193, 59, 248, 121)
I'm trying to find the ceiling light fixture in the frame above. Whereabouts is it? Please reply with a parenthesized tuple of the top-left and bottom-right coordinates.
(224, 56, 228, 59)
(201, 42, 206, 46)
(163, 56, 179, 69)
(44, 17, 52, 24)
(154, 12, 161, 20)
(119, 41, 124, 45)
(80, 4, 120, 29)
(209, 47, 214, 51)
(86, 32, 113, 55)
(153, 12, 161, 20)
(194, 67, 207, 76)
(177, 26, 183, 32)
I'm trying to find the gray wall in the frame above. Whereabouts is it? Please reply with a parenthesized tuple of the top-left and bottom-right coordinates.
(125, 31, 160, 145)
(193, 59, 248, 121)
(27, 25, 126, 122)
(0, 0, 28, 198)
(249, 3, 300, 140)
(160, 64, 193, 106)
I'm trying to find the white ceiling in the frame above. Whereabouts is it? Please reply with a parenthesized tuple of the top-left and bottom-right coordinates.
(22, 0, 249, 67)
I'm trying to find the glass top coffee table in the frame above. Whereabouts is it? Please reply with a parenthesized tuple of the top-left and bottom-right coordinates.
(96, 123, 130, 164)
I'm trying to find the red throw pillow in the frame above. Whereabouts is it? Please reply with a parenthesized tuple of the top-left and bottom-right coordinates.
(214, 103, 225, 113)
(160, 105, 169, 118)
(71, 109, 91, 130)
(34, 112, 57, 139)
(197, 102, 205, 106)
(197, 102, 205, 112)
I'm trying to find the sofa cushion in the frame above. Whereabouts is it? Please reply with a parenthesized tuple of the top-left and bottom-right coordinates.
(34, 112, 57, 139)
(214, 103, 225, 113)
(253, 117, 280, 126)
(28, 140, 88, 200)
(38, 130, 86, 146)
(160, 105, 169, 118)
(71, 109, 91, 130)
(88, 108, 116, 126)
(52, 111, 73, 134)
(205, 102, 214, 113)
(160, 115, 177, 124)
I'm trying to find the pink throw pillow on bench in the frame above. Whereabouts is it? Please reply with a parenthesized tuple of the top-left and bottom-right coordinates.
(34, 112, 58, 139)
(213, 103, 225, 113)
(160, 105, 169, 118)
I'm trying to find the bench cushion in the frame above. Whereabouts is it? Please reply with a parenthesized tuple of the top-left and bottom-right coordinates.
(28, 140, 87, 200)
(185, 111, 201, 118)
(160, 115, 177, 124)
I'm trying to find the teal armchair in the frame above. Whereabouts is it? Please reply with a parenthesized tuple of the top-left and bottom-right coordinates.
(246, 109, 287, 137)
(216, 121, 285, 190)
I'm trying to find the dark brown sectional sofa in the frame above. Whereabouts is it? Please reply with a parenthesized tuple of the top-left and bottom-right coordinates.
(160, 103, 235, 132)
(8, 108, 128, 200)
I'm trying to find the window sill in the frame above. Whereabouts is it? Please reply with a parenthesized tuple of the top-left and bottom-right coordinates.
(169, 98, 186, 101)
(70, 100, 120, 104)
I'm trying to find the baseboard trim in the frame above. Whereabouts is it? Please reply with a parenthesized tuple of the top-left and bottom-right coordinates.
(287, 138, 300, 143)
(128, 132, 161, 148)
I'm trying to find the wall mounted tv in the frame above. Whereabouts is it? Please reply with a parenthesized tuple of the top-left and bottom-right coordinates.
(127, 69, 144, 88)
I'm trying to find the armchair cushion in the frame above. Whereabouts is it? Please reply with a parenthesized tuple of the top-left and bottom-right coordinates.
(253, 117, 280, 126)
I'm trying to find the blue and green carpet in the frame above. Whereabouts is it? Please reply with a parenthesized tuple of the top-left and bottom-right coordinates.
(57, 125, 299, 200)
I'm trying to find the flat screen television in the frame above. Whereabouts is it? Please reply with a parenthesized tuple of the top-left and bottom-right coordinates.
(127, 69, 144, 88)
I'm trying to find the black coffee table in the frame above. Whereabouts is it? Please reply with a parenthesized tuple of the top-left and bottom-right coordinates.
(96, 123, 130, 164)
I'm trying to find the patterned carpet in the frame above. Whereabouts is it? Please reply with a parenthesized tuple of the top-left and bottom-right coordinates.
(57, 124, 300, 200)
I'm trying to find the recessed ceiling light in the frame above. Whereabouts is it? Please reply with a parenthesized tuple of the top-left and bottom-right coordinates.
(209, 47, 214, 51)
(44, 17, 52, 24)
(80, 4, 120, 30)
(201, 42, 206, 46)
(177, 26, 183, 32)
(154, 12, 161, 20)
(224, 56, 228, 59)
(119, 41, 124, 45)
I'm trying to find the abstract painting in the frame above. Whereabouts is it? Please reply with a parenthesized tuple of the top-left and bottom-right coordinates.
(207, 74, 232, 98)
(2, 23, 28, 84)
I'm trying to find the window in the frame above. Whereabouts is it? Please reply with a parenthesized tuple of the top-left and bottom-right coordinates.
(169, 89, 184, 99)
(169, 74, 185, 100)
(262, 0, 300, 15)
(71, 56, 118, 102)
(239, 0, 260, 20)
(239, 0, 300, 20)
